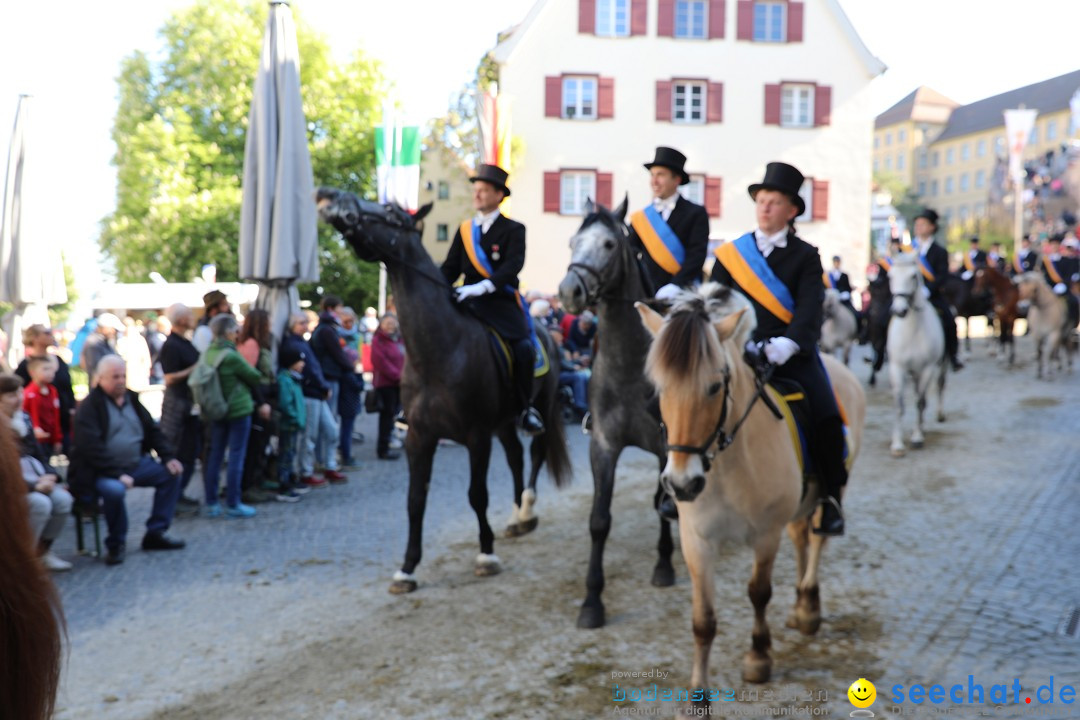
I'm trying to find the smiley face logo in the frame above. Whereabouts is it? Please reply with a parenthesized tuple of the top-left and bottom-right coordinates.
(848, 678, 876, 708)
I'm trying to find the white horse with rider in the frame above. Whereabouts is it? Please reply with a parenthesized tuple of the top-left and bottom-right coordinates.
(820, 288, 858, 365)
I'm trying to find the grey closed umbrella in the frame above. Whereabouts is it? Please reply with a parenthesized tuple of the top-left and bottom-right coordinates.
(0, 94, 68, 368)
(239, 0, 319, 357)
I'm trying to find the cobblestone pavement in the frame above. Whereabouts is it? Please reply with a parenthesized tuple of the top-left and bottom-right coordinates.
(51, 340, 1080, 719)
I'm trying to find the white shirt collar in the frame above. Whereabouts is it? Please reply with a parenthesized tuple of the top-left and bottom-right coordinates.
(917, 235, 935, 256)
(754, 228, 788, 257)
(652, 193, 679, 220)
(474, 209, 501, 233)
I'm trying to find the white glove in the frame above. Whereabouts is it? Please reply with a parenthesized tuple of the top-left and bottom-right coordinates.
(1054, 282, 1067, 295)
(961, 270, 974, 281)
(655, 283, 681, 301)
(839, 291, 851, 301)
(764, 337, 799, 366)
(920, 285, 931, 299)
(455, 279, 496, 303)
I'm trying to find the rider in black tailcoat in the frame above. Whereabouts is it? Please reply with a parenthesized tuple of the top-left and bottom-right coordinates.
(1012, 235, 1039, 276)
(987, 242, 1007, 273)
(709, 162, 847, 536)
(912, 208, 963, 371)
(440, 164, 544, 435)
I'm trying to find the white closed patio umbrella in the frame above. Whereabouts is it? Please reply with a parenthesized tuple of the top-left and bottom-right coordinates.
(238, 0, 319, 358)
(0, 94, 68, 368)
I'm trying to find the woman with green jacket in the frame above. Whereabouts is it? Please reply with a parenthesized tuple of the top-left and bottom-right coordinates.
(202, 314, 270, 518)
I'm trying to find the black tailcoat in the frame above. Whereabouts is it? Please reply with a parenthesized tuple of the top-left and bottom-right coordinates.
(629, 195, 710, 291)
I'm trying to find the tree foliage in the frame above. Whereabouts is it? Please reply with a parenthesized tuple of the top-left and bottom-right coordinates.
(101, 0, 387, 310)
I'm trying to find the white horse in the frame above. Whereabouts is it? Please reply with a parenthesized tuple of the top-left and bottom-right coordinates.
(820, 288, 858, 365)
(1015, 272, 1075, 379)
(887, 253, 946, 457)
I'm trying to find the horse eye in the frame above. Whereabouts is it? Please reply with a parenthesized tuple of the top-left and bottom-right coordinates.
(707, 382, 722, 396)
(604, 240, 615, 250)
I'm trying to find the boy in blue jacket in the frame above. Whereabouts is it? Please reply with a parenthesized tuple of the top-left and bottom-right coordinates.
(276, 345, 308, 502)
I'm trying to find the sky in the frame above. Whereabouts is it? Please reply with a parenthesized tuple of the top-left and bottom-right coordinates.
(1, 0, 1079, 296)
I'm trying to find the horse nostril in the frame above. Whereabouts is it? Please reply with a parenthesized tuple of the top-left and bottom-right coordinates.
(688, 475, 706, 496)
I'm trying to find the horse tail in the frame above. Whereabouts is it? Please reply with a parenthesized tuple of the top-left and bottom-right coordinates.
(0, 424, 64, 720)
(538, 331, 572, 489)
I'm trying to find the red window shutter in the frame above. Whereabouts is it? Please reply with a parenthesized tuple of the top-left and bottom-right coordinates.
(598, 77, 615, 119)
(705, 177, 722, 218)
(814, 84, 832, 126)
(657, 0, 675, 37)
(596, 172, 614, 208)
(812, 180, 829, 221)
(787, 1, 804, 42)
(656, 80, 673, 122)
(707, 82, 724, 123)
(579, 0, 596, 33)
(545, 76, 562, 118)
(631, 0, 648, 35)
(544, 172, 562, 213)
(736, 0, 754, 40)
(764, 84, 781, 125)
(709, 0, 726, 38)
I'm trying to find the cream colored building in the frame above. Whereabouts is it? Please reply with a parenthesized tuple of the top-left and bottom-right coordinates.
(876, 69, 1080, 231)
(493, 0, 884, 293)
(873, 87, 959, 189)
(418, 144, 473, 265)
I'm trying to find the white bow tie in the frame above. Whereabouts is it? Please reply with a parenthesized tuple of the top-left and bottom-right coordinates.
(755, 230, 788, 255)
(653, 196, 677, 213)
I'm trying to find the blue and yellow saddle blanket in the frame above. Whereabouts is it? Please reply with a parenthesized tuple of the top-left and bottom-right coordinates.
(767, 358, 853, 476)
(461, 219, 549, 378)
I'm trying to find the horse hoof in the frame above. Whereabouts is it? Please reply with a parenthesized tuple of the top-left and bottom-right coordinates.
(742, 653, 772, 684)
(389, 579, 418, 594)
(796, 614, 822, 636)
(891, 446, 906, 458)
(474, 553, 502, 577)
(651, 563, 675, 588)
(577, 604, 606, 629)
(911, 439, 925, 449)
(504, 523, 521, 538)
(517, 516, 539, 535)
(937, 413, 946, 423)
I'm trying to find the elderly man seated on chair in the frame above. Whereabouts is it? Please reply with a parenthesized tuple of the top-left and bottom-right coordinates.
(68, 355, 186, 565)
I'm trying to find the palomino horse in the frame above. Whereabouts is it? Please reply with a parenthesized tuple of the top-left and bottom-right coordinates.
(972, 266, 1019, 366)
(557, 198, 676, 629)
(636, 284, 865, 693)
(1015, 272, 1076, 379)
(316, 189, 571, 593)
(887, 253, 947, 457)
(0, 429, 63, 720)
(820, 288, 857, 365)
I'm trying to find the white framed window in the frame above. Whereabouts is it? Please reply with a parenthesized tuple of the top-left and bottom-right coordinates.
(961, 143, 970, 162)
(1047, 120, 1057, 141)
(780, 84, 814, 128)
(932, 151, 939, 167)
(436, 224, 449, 243)
(897, 153, 906, 171)
(958, 205, 969, 223)
(945, 148, 954, 165)
(959, 173, 969, 192)
(930, 180, 938, 196)
(675, 0, 707, 38)
(562, 76, 597, 120)
(596, 0, 630, 37)
(977, 139, 987, 157)
(1029, 125, 1038, 144)
(898, 129, 907, 143)
(673, 81, 706, 124)
(872, 158, 879, 172)
(680, 174, 706, 205)
(919, 152, 927, 169)
(995, 136, 1005, 156)
(796, 178, 813, 222)
(975, 169, 985, 189)
(560, 171, 596, 215)
(873, 136, 879, 149)
(944, 176, 954, 194)
(884, 156, 892, 171)
(885, 132, 892, 146)
(753, 1, 785, 42)
(437, 181, 450, 200)
(918, 180, 927, 196)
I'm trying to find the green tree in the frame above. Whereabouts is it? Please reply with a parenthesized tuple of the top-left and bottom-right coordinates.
(101, 0, 388, 310)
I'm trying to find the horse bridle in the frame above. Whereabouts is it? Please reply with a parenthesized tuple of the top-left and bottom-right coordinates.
(343, 202, 454, 290)
(565, 220, 642, 305)
(660, 360, 779, 473)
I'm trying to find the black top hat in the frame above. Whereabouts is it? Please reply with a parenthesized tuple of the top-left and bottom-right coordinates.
(969, 236, 980, 245)
(470, 164, 511, 197)
(748, 162, 805, 216)
(914, 208, 939, 227)
(644, 146, 690, 185)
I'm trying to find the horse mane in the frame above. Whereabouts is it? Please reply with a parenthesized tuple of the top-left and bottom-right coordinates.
(647, 283, 754, 400)
(0, 423, 63, 720)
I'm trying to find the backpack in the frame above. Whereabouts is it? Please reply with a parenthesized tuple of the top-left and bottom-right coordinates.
(189, 349, 230, 422)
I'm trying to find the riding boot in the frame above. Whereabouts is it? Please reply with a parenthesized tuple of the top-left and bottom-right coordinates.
(812, 417, 847, 536)
(656, 490, 679, 521)
(512, 338, 544, 436)
(940, 305, 963, 370)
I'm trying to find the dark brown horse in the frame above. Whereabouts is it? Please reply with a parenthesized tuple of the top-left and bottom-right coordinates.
(316, 188, 571, 593)
(973, 266, 1019, 365)
(0, 426, 63, 719)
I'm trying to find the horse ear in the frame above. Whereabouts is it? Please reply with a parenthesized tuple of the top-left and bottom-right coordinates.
(413, 202, 434, 224)
(713, 308, 748, 343)
(584, 197, 595, 215)
(635, 301, 664, 337)
(613, 194, 628, 223)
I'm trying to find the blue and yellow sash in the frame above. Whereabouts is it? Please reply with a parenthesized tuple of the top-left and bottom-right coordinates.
(630, 206, 684, 276)
(907, 241, 937, 283)
(963, 252, 976, 272)
(1013, 254, 1024, 274)
(823, 272, 835, 289)
(459, 219, 549, 377)
(1043, 254, 1064, 284)
(714, 233, 794, 324)
(878, 257, 893, 272)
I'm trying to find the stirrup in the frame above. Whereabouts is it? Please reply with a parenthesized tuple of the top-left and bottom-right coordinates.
(813, 496, 844, 536)
(518, 408, 545, 436)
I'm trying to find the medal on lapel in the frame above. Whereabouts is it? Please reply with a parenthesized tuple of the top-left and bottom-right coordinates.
(491, 244, 501, 261)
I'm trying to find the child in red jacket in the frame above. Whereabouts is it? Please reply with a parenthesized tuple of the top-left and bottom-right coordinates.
(23, 356, 62, 457)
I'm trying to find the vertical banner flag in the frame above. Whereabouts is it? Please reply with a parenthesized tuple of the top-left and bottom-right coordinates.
(1070, 88, 1080, 136)
(1003, 108, 1038, 182)
(375, 112, 421, 212)
(477, 84, 512, 211)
